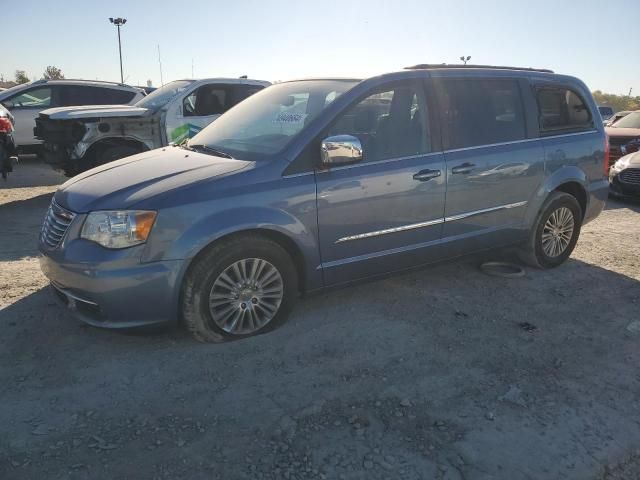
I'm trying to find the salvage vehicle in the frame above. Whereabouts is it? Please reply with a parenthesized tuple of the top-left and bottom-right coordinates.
(39, 65, 608, 342)
(609, 151, 640, 198)
(35, 78, 270, 176)
(605, 111, 640, 164)
(0, 79, 144, 153)
(0, 104, 18, 179)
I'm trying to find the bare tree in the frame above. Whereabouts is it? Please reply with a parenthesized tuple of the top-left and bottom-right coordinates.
(15, 70, 30, 84)
(43, 66, 64, 80)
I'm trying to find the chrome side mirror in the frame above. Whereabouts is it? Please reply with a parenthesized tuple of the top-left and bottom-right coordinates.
(321, 135, 363, 166)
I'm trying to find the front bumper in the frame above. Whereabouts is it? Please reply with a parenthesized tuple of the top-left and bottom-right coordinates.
(609, 169, 640, 198)
(39, 247, 185, 329)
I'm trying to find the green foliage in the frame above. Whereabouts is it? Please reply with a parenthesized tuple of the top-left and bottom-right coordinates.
(15, 70, 29, 84)
(43, 66, 64, 80)
(592, 90, 640, 112)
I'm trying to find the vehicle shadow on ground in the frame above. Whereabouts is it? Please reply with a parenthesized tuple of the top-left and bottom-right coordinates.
(0, 191, 53, 211)
(2, 249, 638, 350)
(0, 193, 53, 262)
(605, 196, 640, 212)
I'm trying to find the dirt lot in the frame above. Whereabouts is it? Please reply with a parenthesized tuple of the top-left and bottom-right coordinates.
(1, 159, 640, 480)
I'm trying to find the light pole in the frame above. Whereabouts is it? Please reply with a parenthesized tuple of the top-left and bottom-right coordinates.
(109, 17, 127, 83)
(460, 55, 471, 65)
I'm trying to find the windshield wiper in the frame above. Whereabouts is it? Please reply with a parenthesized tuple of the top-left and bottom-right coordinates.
(183, 144, 233, 159)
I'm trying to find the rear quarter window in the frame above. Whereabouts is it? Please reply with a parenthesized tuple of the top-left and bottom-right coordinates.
(536, 87, 593, 135)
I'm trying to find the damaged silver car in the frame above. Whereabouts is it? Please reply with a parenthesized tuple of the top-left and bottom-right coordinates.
(35, 77, 270, 176)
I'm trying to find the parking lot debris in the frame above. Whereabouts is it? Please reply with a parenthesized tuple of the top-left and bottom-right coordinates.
(480, 261, 526, 278)
(518, 322, 538, 332)
(626, 321, 640, 334)
(498, 385, 528, 408)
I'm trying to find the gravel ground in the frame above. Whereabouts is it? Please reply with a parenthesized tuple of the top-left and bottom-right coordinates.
(1, 158, 640, 480)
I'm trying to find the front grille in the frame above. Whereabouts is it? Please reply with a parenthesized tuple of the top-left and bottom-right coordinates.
(620, 168, 640, 185)
(41, 201, 75, 248)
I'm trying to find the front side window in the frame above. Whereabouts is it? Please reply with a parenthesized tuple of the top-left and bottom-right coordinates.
(328, 82, 430, 162)
(183, 85, 230, 117)
(435, 78, 526, 150)
(537, 87, 593, 133)
(188, 80, 359, 159)
(3, 87, 52, 109)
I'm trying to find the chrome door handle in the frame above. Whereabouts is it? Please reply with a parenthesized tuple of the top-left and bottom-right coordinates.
(413, 169, 441, 181)
(452, 162, 475, 174)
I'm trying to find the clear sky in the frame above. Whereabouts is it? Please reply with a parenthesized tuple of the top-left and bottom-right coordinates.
(2, 0, 638, 95)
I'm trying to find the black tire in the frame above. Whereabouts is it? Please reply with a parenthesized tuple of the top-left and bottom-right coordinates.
(96, 144, 141, 167)
(518, 191, 583, 269)
(181, 234, 298, 343)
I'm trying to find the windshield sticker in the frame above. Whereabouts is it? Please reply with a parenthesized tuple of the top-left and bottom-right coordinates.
(272, 112, 307, 124)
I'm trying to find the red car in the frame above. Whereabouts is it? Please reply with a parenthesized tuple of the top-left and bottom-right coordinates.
(605, 111, 640, 164)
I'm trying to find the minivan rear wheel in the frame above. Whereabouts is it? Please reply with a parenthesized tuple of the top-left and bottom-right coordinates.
(518, 192, 582, 269)
(181, 235, 298, 342)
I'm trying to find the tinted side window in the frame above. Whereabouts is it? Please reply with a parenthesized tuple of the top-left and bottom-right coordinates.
(103, 88, 137, 104)
(435, 78, 526, 150)
(328, 82, 430, 163)
(59, 86, 135, 106)
(536, 87, 592, 134)
(232, 85, 265, 106)
(3, 87, 52, 109)
(183, 85, 232, 117)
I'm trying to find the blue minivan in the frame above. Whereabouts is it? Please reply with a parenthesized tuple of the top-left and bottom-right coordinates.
(39, 65, 609, 342)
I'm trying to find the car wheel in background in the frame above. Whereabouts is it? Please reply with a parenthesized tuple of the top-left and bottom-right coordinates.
(181, 234, 298, 342)
(518, 191, 582, 269)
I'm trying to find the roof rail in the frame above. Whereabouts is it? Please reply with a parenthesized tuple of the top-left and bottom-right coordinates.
(405, 64, 554, 74)
(39, 78, 136, 87)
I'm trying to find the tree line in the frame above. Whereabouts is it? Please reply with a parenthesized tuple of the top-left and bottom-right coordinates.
(592, 90, 640, 113)
(3, 66, 65, 85)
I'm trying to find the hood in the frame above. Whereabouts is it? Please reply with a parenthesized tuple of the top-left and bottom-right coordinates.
(55, 147, 251, 212)
(40, 104, 150, 121)
(621, 151, 640, 167)
(605, 127, 640, 138)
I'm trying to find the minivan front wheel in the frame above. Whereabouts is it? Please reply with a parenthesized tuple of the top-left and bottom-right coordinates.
(519, 192, 582, 269)
(181, 235, 298, 342)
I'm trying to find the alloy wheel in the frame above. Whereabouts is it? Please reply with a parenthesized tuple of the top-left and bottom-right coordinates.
(208, 258, 284, 334)
(541, 207, 575, 257)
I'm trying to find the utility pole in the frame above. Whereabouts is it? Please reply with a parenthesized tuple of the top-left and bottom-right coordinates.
(157, 45, 164, 86)
(629, 87, 633, 97)
(109, 17, 127, 83)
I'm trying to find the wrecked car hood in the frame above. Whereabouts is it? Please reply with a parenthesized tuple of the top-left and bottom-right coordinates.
(40, 104, 150, 120)
(54, 147, 250, 212)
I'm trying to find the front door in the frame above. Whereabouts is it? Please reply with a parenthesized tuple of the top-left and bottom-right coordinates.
(166, 84, 231, 143)
(433, 77, 543, 241)
(316, 80, 446, 285)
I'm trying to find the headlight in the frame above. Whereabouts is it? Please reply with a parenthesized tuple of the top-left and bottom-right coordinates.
(81, 210, 157, 249)
(613, 157, 630, 171)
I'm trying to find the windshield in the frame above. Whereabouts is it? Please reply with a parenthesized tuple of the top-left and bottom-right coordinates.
(188, 79, 359, 159)
(611, 111, 640, 129)
(135, 80, 194, 109)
